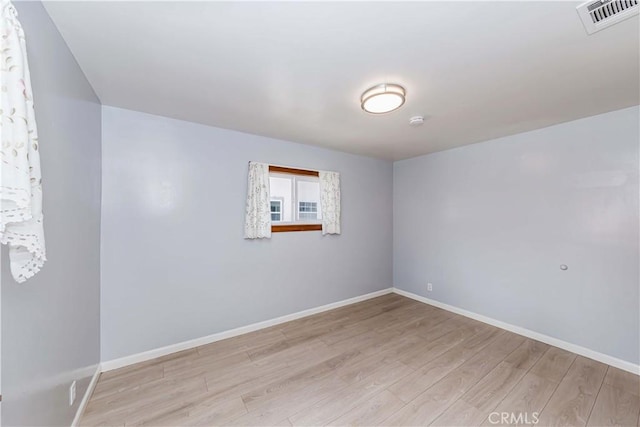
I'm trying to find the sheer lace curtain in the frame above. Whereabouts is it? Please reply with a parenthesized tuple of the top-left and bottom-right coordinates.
(243, 162, 271, 239)
(0, 0, 46, 283)
(319, 171, 341, 235)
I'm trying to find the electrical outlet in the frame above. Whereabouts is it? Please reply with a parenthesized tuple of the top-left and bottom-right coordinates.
(69, 380, 76, 406)
(427, 282, 433, 292)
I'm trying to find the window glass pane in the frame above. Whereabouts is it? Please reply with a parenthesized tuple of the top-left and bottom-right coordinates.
(269, 173, 322, 225)
(297, 179, 321, 221)
(269, 176, 293, 222)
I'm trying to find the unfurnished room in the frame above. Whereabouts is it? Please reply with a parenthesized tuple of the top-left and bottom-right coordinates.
(0, 1, 639, 426)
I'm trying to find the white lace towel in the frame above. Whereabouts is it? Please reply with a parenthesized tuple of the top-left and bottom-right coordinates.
(0, 0, 46, 283)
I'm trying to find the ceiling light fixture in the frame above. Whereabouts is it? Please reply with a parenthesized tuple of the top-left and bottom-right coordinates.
(361, 83, 406, 114)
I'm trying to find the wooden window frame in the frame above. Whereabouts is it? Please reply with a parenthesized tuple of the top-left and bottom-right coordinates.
(269, 165, 322, 233)
(272, 223, 322, 233)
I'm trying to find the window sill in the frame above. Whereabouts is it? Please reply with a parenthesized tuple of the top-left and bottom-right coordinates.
(272, 224, 322, 233)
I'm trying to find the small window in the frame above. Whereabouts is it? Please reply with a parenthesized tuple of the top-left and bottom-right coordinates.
(269, 166, 322, 232)
(298, 201, 318, 220)
(270, 199, 282, 222)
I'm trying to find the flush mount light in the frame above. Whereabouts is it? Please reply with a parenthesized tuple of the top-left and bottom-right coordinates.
(361, 83, 406, 114)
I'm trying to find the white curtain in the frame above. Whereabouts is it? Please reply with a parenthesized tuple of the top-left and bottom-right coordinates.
(244, 162, 271, 239)
(319, 171, 341, 235)
(0, 0, 46, 283)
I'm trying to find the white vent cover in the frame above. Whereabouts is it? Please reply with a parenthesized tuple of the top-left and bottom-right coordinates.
(577, 0, 639, 34)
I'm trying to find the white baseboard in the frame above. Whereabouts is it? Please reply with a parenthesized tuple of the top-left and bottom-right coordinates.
(71, 364, 101, 427)
(101, 288, 393, 372)
(100, 286, 638, 377)
(392, 287, 640, 376)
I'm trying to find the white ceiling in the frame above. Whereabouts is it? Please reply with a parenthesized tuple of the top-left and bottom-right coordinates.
(43, 1, 639, 160)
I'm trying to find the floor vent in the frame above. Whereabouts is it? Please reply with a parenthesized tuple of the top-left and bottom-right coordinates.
(577, 0, 639, 34)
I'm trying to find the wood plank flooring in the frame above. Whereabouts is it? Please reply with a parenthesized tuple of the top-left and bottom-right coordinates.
(81, 294, 640, 426)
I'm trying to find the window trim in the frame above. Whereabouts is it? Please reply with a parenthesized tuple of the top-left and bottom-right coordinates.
(268, 165, 322, 233)
(269, 165, 319, 177)
(272, 223, 322, 233)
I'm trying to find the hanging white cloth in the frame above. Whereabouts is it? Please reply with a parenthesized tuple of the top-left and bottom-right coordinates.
(244, 162, 271, 239)
(319, 170, 341, 235)
(0, 0, 46, 283)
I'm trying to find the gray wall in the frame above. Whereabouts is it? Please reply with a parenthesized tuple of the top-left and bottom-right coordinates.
(1, 2, 102, 426)
(100, 106, 393, 361)
(394, 106, 639, 365)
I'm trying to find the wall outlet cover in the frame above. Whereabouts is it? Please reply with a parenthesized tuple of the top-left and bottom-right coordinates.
(427, 283, 433, 292)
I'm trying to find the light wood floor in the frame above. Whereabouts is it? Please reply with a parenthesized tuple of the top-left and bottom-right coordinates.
(82, 294, 640, 426)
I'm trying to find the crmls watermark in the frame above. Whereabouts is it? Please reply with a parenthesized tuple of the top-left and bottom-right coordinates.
(488, 412, 540, 425)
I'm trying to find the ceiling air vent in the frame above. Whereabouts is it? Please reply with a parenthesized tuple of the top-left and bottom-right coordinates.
(577, 0, 639, 34)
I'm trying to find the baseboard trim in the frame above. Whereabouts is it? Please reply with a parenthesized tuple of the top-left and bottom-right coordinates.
(101, 288, 393, 372)
(392, 287, 640, 376)
(100, 286, 638, 376)
(71, 364, 101, 427)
